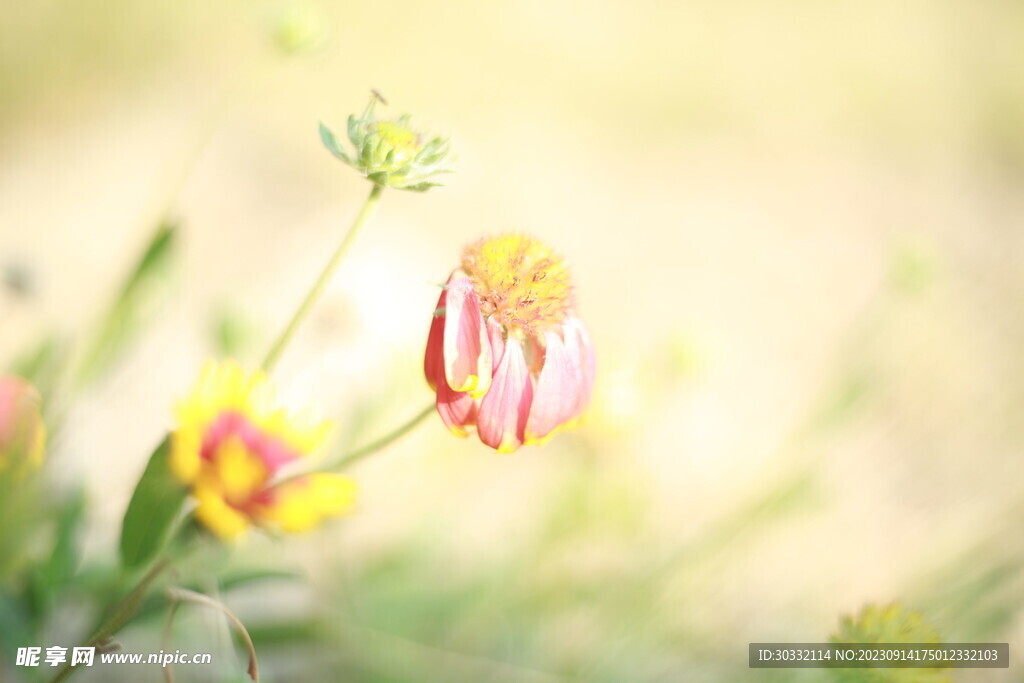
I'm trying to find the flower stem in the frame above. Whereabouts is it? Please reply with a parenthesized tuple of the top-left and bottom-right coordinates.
(261, 183, 383, 372)
(50, 560, 170, 683)
(165, 586, 260, 682)
(331, 403, 435, 470)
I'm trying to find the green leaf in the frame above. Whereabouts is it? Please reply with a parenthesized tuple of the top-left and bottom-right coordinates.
(24, 489, 86, 618)
(404, 181, 444, 192)
(119, 436, 188, 571)
(319, 122, 352, 163)
(9, 333, 64, 383)
(0, 591, 35, 652)
(7, 333, 71, 407)
(246, 619, 323, 646)
(127, 221, 177, 291)
(30, 487, 87, 613)
(0, 473, 45, 577)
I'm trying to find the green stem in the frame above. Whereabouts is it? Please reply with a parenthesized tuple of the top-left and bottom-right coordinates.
(330, 403, 434, 471)
(50, 560, 170, 683)
(261, 183, 383, 372)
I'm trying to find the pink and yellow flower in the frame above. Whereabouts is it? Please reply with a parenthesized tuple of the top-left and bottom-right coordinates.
(424, 235, 595, 453)
(0, 376, 45, 472)
(170, 361, 355, 539)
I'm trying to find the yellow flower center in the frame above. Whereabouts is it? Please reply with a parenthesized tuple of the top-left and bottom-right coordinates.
(371, 121, 420, 163)
(461, 235, 572, 333)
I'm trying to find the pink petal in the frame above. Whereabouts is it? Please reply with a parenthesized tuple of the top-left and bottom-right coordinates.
(579, 326, 596, 406)
(443, 278, 492, 399)
(524, 331, 580, 445)
(486, 316, 505, 372)
(563, 316, 596, 419)
(477, 337, 533, 453)
(201, 411, 300, 471)
(424, 286, 446, 390)
(436, 381, 477, 437)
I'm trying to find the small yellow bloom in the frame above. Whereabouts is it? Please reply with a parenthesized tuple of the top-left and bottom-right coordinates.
(171, 360, 354, 539)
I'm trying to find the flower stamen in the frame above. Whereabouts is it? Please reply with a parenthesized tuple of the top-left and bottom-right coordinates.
(461, 235, 572, 334)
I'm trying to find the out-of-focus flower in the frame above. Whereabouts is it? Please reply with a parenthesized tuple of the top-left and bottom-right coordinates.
(271, 3, 329, 56)
(832, 603, 942, 644)
(424, 235, 595, 453)
(0, 376, 45, 472)
(830, 603, 949, 683)
(170, 361, 355, 539)
(320, 95, 452, 191)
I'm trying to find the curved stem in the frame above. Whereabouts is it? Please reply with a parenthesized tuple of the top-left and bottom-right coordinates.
(328, 403, 435, 471)
(261, 183, 383, 372)
(165, 586, 259, 682)
(162, 599, 182, 683)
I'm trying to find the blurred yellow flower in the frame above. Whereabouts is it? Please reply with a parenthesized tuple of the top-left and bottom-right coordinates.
(424, 235, 595, 453)
(830, 603, 949, 683)
(0, 376, 45, 473)
(170, 360, 354, 539)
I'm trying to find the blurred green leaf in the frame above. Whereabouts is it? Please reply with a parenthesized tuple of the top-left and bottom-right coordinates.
(46, 487, 86, 585)
(913, 549, 1023, 641)
(76, 220, 179, 386)
(7, 333, 71, 406)
(119, 437, 188, 571)
(0, 591, 36, 656)
(28, 487, 87, 615)
(247, 618, 323, 646)
(0, 474, 45, 578)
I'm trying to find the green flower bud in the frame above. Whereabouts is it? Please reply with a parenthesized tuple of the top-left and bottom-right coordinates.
(320, 94, 452, 192)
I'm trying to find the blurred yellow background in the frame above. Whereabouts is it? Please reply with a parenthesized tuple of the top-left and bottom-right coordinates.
(2, 1, 1023, 680)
